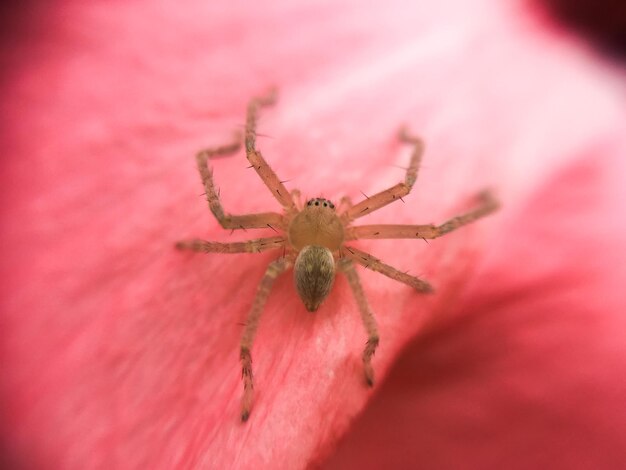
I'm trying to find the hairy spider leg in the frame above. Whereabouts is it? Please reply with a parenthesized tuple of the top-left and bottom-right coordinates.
(245, 91, 296, 211)
(345, 191, 499, 241)
(342, 245, 433, 292)
(339, 259, 380, 386)
(342, 128, 423, 222)
(240, 257, 292, 422)
(175, 236, 285, 254)
(196, 135, 284, 230)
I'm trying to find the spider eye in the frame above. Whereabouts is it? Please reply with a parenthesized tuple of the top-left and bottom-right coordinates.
(323, 202, 327, 207)
(329, 203, 335, 209)
(307, 200, 312, 206)
(315, 201, 319, 206)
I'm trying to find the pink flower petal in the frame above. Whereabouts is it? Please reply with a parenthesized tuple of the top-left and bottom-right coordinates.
(321, 138, 626, 469)
(1, 0, 624, 468)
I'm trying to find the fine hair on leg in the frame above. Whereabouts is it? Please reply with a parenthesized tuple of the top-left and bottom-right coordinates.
(240, 257, 291, 421)
(342, 128, 424, 222)
(195, 135, 285, 231)
(339, 258, 380, 386)
(244, 91, 296, 210)
(175, 236, 285, 254)
(342, 245, 433, 293)
(345, 191, 499, 241)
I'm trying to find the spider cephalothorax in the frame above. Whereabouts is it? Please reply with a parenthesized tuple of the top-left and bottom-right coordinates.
(176, 91, 498, 422)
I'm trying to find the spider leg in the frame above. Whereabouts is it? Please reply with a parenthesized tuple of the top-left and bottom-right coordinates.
(240, 257, 291, 422)
(346, 191, 499, 241)
(339, 258, 380, 386)
(342, 245, 433, 292)
(342, 128, 423, 222)
(245, 91, 296, 211)
(175, 236, 284, 254)
(196, 138, 284, 230)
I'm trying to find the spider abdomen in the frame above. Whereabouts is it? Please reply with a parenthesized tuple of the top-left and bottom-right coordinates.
(288, 206, 344, 251)
(294, 245, 336, 312)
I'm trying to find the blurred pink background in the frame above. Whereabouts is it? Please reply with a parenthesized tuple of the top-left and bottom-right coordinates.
(1, 0, 625, 468)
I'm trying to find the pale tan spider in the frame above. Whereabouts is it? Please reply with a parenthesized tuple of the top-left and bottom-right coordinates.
(176, 91, 498, 422)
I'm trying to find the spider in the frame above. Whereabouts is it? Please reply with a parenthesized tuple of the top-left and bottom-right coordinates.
(176, 90, 498, 422)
